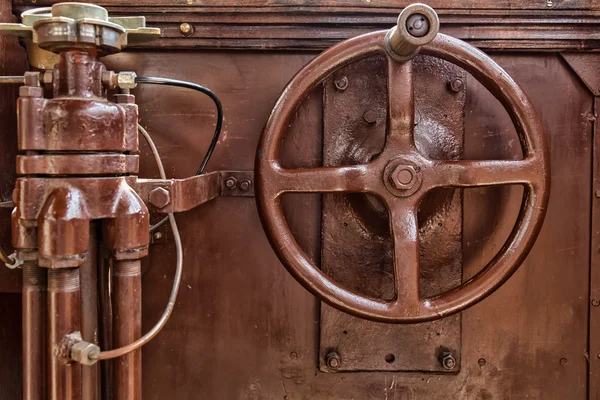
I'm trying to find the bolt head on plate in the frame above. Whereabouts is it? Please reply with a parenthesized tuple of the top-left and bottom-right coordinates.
(441, 353, 456, 370)
(390, 165, 418, 191)
(325, 351, 341, 369)
(148, 187, 171, 209)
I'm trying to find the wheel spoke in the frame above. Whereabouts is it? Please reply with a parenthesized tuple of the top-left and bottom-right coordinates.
(266, 163, 374, 196)
(385, 57, 416, 152)
(426, 158, 538, 189)
(388, 200, 421, 307)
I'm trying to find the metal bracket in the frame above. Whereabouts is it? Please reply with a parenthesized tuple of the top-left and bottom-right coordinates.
(135, 170, 255, 214)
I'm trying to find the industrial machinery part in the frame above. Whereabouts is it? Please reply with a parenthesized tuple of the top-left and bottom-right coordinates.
(255, 5, 550, 323)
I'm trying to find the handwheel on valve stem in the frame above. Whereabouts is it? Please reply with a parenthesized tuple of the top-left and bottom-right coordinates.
(255, 3, 550, 323)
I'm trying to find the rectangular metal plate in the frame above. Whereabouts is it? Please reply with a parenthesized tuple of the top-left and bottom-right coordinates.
(319, 55, 466, 372)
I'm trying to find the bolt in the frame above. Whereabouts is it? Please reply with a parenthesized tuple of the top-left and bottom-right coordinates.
(239, 180, 252, 192)
(334, 76, 349, 92)
(593, 299, 600, 307)
(560, 358, 568, 366)
(406, 13, 429, 38)
(225, 177, 238, 189)
(290, 352, 299, 360)
(116, 71, 137, 89)
(325, 351, 341, 369)
(390, 165, 418, 191)
(440, 353, 456, 370)
(546, 0, 553, 6)
(597, 353, 600, 360)
(70, 341, 100, 366)
(448, 78, 464, 93)
(180, 22, 194, 36)
(478, 358, 486, 367)
(153, 232, 163, 241)
(148, 187, 171, 209)
(363, 110, 378, 124)
(596, 190, 600, 198)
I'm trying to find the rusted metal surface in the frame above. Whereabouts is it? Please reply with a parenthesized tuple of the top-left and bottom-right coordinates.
(0, 2, 595, 399)
(112, 259, 142, 400)
(590, 96, 600, 400)
(22, 262, 46, 399)
(96, 46, 590, 399)
(319, 54, 465, 372)
(255, 31, 550, 323)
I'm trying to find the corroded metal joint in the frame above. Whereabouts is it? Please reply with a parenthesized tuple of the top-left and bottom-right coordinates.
(385, 3, 440, 62)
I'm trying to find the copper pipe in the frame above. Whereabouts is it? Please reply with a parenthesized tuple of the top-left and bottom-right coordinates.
(23, 262, 47, 400)
(48, 268, 82, 400)
(81, 226, 99, 400)
(112, 259, 142, 400)
(98, 256, 113, 400)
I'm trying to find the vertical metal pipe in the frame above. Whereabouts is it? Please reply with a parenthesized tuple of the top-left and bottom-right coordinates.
(80, 226, 99, 400)
(112, 259, 142, 400)
(22, 262, 47, 400)
(98, 255, 113, 400)
(48, 267, 82, 400)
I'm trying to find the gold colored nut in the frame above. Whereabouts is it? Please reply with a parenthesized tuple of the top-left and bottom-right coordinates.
(117, 71, 137, 89)
(70, 341, 100, 366)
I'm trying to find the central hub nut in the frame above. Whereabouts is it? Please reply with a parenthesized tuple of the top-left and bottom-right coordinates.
(390, 165, 418, 191)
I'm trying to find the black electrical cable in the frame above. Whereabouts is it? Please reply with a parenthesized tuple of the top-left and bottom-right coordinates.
(135, 76, 223, 232)
(135, 76, 223, 176)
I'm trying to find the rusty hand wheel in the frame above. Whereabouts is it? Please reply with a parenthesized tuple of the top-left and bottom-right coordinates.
(256, 5, 550, 323)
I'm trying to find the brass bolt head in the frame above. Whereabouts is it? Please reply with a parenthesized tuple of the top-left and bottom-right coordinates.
(180, 22, 194, 36)
(148, 187, 171, 209)
(70, 341, 100, 366)
(117, 71, 137, 89)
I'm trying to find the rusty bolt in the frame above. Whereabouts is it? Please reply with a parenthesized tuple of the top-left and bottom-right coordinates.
(596, 190, 600, 198)
(448, 78, 464, 93)
(440, 353, 456, 370)
(153, 232, 163, 241)
(390, 165, 418, 191)
(477, 358, 486, 367)
(325, 351, 341, 369)
(559, 358, 568, 366)
(180, 22, 194, 36)
(117, 71, 137, 89)
(593, 299, 600, 307)
(334, 76, 349, 92)
(363, 110, 378, 124)
(148, 187, 171, 209)
(239, 180, 252, 192)
(225, 177, 238, 189)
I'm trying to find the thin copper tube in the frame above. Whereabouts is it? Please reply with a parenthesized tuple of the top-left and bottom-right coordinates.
(81, 225, 99, 400)
(22, 262, 47, 400)
(48, 268, 82, 400)
(89, 125, 183, 362)
(112, 260, 142, 400)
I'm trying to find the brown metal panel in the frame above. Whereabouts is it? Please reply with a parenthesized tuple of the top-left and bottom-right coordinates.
(103, 50, 590, 398)
(12, 0, 600, 10)
(318, 55, 465, 373)
(590, 96, 600, 400)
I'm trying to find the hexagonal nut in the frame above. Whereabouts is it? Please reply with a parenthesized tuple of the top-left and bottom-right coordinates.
(42, 70, 54, 90)
(148, 187, 171, 209)
(441, 353, 456, 370)
(19, 86, 43, 98)
(70, 341, 100, 366)
(390, 165, 417, 191)
(117, 71, 137, 89)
